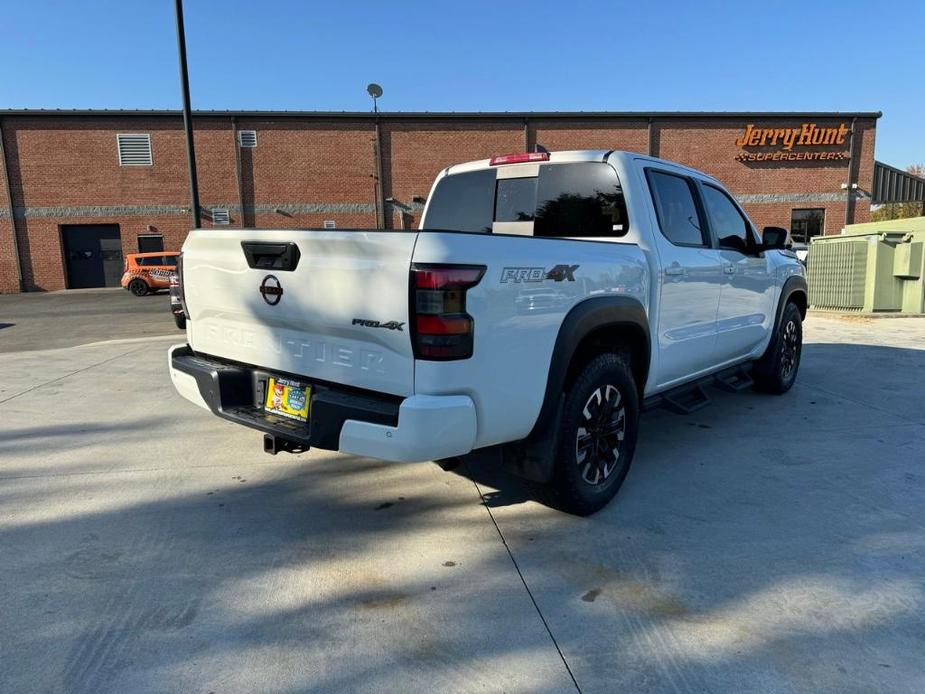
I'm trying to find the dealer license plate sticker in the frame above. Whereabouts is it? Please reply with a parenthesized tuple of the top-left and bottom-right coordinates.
(264, 377, 310, 421)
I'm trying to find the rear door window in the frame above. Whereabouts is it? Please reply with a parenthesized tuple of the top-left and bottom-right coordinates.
(534, 163, 628, 238)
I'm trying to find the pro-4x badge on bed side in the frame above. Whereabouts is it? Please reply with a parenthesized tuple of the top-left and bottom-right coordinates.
(500, 264, 579, 283)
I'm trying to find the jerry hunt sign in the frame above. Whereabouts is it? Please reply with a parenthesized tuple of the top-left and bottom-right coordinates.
(735, 122, 850, 163)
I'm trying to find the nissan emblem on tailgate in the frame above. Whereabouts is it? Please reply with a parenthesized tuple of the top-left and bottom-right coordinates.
(260, 275, 283, 305)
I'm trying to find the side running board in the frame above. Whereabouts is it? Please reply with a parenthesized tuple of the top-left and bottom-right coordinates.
(713, 365, 754, 393)
(642, 364, 755, 414)
(660, 383, 711, 415)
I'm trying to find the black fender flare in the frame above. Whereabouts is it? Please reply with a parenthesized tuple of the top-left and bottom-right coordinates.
(773, 275, 808, 333)
(756, 274, 807, 367)
(503, 296, 650, 482)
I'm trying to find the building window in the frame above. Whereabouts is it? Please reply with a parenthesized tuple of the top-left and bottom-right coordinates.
(117, 134, 153, 166)
(791, 208, 825, 243)
(322, 220, 336, 229)
(137, 234, 164, 252)
(238, 130, 257, 148)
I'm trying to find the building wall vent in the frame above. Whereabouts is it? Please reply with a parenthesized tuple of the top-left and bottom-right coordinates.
(238, 130, 257, 148)
(323, 220, 336, 229)
(211, 209, 230, 225)
(117, 134, 153, 166)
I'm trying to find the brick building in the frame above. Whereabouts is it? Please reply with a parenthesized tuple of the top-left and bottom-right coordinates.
(0, 109, 880, 293)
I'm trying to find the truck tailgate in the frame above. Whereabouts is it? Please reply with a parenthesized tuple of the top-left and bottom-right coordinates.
(182, 229, 418, 397)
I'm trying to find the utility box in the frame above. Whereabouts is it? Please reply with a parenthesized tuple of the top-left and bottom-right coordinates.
(807, 217, 925, 314)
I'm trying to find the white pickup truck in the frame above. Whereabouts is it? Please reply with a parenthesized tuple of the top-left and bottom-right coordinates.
(169, 150, 806, 514)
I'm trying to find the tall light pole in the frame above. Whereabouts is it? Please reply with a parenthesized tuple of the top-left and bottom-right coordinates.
(175, 0, 201, 228)
(366, 84, 385, 227)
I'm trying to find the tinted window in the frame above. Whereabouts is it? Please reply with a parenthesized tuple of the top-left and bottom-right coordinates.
(422, 169, 495, 232)
(137, 255, 176, 267)
(423, 162, 629, 237)
(702, 184, 753, 253)
(647, 171, 706, 246)
(495, 177, 537, 222)
(534, 163, 629, 238)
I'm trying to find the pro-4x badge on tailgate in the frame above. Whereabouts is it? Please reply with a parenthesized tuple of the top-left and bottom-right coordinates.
(352, 318, 405, 331)
(500, 264, 579, 283)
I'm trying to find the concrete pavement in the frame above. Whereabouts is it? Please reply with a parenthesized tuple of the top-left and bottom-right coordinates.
(1, 314, 923, 692)
(0, 288, 177, 353)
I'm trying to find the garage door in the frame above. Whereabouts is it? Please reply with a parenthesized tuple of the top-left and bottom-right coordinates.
(62, 225, 123, 289)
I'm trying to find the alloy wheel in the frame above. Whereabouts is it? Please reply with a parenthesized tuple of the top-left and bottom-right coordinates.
(780, 319, 799, 379)
(576, 384, 626, 485)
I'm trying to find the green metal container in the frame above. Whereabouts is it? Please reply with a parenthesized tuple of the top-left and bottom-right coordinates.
(807, 217, 925, 313)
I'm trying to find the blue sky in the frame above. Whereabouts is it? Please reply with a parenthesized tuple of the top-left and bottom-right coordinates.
(2, 0, 923, 166)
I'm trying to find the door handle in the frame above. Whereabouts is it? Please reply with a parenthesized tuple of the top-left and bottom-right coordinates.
(723, 265, 736, 275)
(665, 264, 685, 277)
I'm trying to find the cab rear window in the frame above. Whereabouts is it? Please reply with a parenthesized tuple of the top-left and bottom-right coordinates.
(422, 169, 495, 233)
(423, 162, 629, 238)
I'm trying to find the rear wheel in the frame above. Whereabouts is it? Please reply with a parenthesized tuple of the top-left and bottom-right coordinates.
(534, 353, 639, 516)
(128, 278, 149, 297)
(753, 301, 803, 394)
(173, 313, 186, 330)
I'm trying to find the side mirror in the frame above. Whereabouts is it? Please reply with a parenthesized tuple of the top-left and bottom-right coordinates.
(762, 226, 789, 250)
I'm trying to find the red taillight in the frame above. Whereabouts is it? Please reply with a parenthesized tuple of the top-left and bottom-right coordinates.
(414, 266, 485, 290)
(489, 152, 550, 166)
(411, 264, 485, 360)
(415, 314, 471, 335)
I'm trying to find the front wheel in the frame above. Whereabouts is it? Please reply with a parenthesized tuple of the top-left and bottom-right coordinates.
(534, 353, 639, 516)
(753, 302, 803, 394)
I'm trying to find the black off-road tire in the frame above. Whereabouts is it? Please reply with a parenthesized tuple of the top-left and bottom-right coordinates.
(753, 302, 803, 394)
(128, 278, 149, 297)
(533, 353, 639, 516)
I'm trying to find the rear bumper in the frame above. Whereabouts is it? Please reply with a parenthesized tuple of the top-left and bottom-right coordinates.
(167, 344, 477, 463)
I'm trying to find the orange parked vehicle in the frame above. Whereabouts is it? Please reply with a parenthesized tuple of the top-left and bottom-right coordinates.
(121, 252, 180, 296)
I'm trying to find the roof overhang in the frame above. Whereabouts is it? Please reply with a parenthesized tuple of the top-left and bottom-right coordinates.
(0, 109, 884, 121)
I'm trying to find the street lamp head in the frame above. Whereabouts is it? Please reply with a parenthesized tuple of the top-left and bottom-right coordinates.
(366, 83, 383, 113)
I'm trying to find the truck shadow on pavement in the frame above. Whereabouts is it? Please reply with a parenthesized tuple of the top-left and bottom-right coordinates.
(452, 341, 925, 510)
(0, 342, 923, 692)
